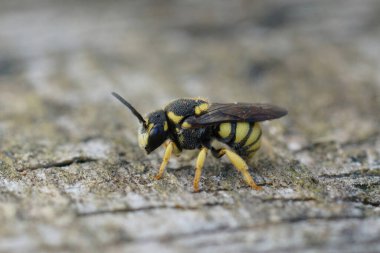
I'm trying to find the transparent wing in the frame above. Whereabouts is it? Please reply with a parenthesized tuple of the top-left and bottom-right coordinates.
(184, 103, 287, 128)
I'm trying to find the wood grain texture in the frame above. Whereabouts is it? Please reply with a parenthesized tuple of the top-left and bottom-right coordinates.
(0, 1, 379, 252)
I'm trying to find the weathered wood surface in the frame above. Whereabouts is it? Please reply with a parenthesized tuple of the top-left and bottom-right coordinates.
(0, 1, 380, 252)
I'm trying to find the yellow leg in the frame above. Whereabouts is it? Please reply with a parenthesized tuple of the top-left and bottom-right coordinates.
(219, 149, 262, 190)
(193, 147, 208, 192)
(164, 140, 181, 156)
(155, 141, 174, 180)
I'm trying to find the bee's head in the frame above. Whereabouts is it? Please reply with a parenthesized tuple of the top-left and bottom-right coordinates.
(138, 110, 169, 154)
(112, 92, 169, 154)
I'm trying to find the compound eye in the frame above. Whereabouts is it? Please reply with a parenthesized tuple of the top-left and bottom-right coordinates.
(150, 126, 161, 137)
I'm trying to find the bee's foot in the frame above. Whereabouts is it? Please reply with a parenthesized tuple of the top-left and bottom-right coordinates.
(250, 183, 263, 191)
(193, 186, 200, 193)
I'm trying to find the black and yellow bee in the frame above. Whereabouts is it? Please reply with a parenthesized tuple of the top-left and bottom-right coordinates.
(112, 92, 287, 192)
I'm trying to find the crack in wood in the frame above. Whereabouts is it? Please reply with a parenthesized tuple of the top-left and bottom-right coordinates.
(259, 197, 317, 202)
(17, 156, 98, 172)
(106, 215, 369, 246)
(319, 168, 380, 179)
(353, 181, 380, 190)
(76, 202, 227, 217)
(155, 215, 368, 243)
(344, 197, 380, 207)
(76, 196, 321, 217)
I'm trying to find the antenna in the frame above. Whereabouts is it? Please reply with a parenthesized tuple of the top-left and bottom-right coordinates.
(112, 92, 147, 127)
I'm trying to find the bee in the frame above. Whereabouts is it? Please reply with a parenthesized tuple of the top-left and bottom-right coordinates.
(112, 92, 287, 192)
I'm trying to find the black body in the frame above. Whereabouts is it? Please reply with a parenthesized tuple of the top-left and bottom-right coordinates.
(112, 93, 287, 158)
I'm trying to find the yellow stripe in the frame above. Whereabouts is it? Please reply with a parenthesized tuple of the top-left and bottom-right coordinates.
(244, 123, 261, 146)
(247, 139, 261, 152)
(194, 103, 209, 115)
(235, 122, 250, 143)
(248, 150, 258, 159)
(218, 123, 231, 139)
(138, 132, 148, 149)
(167, 111, 184, 124)
(147, 122, 154, 133)
(181, 121, 192, 129)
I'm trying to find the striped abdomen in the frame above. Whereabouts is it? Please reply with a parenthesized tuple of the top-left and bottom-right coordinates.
(215, 122, 262, 158)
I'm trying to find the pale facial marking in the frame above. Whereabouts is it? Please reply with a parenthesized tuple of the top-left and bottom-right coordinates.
(138, 131, 148, 149)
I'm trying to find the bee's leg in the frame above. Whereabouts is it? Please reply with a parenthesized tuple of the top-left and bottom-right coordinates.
(155, 141, 174, 180)
(193, 147, 208, 192)
(211, 147, 224, 158)
(172, 142, 182, 157)
(218, 148, 262, 190)
(163, 140, 180, 157)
